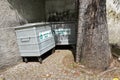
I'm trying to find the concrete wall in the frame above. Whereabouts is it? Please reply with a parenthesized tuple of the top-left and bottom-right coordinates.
(8, 0, 46, 23)
(46, 0, 75, 12)
(45, 0, 75, 20)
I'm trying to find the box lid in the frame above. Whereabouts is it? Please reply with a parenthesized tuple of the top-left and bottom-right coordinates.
(14, 22, 50, 29)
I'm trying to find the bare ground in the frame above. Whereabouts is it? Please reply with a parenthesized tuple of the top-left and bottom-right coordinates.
(0, 50, 120, 80)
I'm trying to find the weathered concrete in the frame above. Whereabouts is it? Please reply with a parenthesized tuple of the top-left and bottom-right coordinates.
(8, 0, 46, 23)
(45, 0, 75, 18)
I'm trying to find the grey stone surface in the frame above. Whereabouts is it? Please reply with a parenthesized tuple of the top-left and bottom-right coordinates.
(0, 28, 21, 69)
(0, 0, 23, 69)
(106, 0, 120, 45)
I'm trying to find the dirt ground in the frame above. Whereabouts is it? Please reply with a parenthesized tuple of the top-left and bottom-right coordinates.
(0, 50, 120, 80)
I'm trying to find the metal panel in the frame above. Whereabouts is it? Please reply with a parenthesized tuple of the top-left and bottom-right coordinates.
(15, 22, 55, 57)
(16, 27, 37, 38)
(36, 24, 55, 55)
(51, 22, 77, 45)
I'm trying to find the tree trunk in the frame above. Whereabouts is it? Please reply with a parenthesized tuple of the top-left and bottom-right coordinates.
(76, 0, 112, 71)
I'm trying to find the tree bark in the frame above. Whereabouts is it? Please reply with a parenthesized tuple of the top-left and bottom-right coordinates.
(76, 0, 112, 71)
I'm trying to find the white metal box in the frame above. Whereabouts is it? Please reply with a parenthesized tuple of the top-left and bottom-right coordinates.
(15, 23, 55, 58)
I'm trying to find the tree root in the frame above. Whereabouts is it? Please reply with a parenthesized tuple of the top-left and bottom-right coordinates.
(97, 67, 118, 77)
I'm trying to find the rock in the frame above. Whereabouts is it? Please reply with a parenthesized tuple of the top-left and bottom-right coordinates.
(118, 57, 120, 61)
(0, 0, 23, 70)
(41, 74, 52, 78)
(107, 0, 120, 45)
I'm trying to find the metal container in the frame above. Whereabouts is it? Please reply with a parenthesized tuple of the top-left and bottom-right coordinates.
(51, 22, 77, 46)
(15, 22, 55, 63)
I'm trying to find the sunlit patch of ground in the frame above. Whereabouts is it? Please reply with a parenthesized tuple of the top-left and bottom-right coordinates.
(0, 50, 120, 80)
